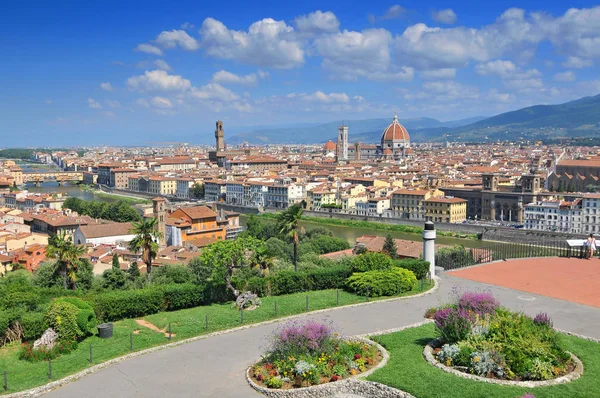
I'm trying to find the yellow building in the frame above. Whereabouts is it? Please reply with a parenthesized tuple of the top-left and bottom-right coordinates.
(307, 188, 337, 210)
(424, 197, 468, 223)
(391, 188, 443, 220)
(149, 176, 177, 195)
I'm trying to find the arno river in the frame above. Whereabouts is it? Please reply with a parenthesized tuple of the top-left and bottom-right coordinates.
(19, 161, 484, 248)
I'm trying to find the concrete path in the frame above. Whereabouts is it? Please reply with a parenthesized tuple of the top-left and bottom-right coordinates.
(43, 273, 600, 398)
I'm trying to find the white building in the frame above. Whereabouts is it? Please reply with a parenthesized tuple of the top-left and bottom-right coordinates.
(204, 180, 227, 202)
(73, 222, 136, 246)
(524, 199, 582, 234)
(582, 194, 600, 234)
(266, 183, 305, 209)
(226, 181, 246, 206)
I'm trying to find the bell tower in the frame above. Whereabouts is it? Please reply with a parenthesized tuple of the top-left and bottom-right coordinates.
(152, 197, 167, 248)
(215, 120, 225, 152)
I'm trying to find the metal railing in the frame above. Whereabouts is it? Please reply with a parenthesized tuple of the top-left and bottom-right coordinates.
(435, 239, 586, 271)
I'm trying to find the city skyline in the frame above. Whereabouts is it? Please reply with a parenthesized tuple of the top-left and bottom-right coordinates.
(2, 1, 600, 146)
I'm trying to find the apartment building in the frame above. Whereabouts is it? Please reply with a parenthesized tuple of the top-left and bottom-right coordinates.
(424, 197, 468, 223)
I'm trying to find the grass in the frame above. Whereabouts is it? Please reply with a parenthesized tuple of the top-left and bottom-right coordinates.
(0, 282, 434, 394)
(256, 213, 479, 240)
(367, 323, 600, 398)
(80, 186, 151, 205)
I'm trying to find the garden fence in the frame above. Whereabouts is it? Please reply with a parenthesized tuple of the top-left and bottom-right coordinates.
(0, 284, 434, 394)
(435, 239, 584, 271)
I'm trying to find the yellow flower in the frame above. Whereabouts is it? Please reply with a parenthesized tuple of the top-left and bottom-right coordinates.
(473, 356, 480, 363)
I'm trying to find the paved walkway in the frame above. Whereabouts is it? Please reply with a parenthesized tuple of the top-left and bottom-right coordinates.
(44, 273, 600, 398)
(449, 257, 600, 308)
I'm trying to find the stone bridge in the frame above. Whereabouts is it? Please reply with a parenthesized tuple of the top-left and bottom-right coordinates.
(22, 171, 84, 185)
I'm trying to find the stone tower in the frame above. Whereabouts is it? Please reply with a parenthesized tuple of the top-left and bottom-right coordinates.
(152, 197, 167, 248)
(215, 120, 225, 152)
(337, 125, 348, 162)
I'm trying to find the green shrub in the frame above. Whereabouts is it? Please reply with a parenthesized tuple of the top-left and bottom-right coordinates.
(304, 265, 352, 290)
(269, 271, 309, 296)
(92, 289, 164, 322)
(0, 290, 42, 311)
(44, 301, 82, 342)
(394, 259, 430, 280)
(55, 297, 97, 336)
(160, 284, 204, 311)
(18, 339, 77, 362)
(151, 264, 193, 285)
(346, 267, 417, 297)
(0, 309, 10, 337)
(20, 312, 47, 341)
(246, 276, 269, 297)
(350, 252, 394, 273)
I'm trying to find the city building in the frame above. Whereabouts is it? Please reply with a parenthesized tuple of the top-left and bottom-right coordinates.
(166, 205, 226, 247)
(424, 197, 468, 223)
(336, 125, 348, 162)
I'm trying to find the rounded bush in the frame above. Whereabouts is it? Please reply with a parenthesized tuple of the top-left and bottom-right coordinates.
(346, 267, 417, 297)
(55, 297, 97, 336)
(21, 311, 47, 341)
(394, 259, 430, 280)
(44, 301, 83, 342)
(350, 252, 394, 273)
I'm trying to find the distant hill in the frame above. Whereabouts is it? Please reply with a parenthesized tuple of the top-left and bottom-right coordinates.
(228, 116, 485, 145)
(445, 94, 600, 142)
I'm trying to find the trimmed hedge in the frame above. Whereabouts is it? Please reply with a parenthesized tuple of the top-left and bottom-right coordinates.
(160, 284, 205, 311)
(21, 312, 47, 341)
(93, 289, 164, 322)
(350, 252, 394, 272)
(394, 259, 430, 280)
(346, 267, 417, 297)
(55, 297, 97, 336)
(44, 301, 82, 342)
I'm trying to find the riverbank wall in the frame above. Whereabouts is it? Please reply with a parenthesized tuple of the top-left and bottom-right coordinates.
(215, 204, 585, 244)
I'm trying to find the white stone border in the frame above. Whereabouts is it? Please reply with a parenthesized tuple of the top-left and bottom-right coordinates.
(3, 281, 438, 398)
(423, 339, 584, 388)
(246, 337, 415, 398)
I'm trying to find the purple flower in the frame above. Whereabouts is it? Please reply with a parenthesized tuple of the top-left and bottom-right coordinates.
(433, 306, 475, 344)
(458, 292, 499, 316)
(268, 320, 336, 358)
(533, 312, 553, 328)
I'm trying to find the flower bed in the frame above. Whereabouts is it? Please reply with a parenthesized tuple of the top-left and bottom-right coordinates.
(249, 320, 383, 390)
(424, 291, 581, 384)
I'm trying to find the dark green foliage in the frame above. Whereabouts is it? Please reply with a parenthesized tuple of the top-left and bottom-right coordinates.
(63, 197, 141, 223)
(265, 237, 293, 261)
(191, 182, 204, 199)
(20, 311, 47, 341)
(346, 268, 417, 297)
(55, 297, 97, 336)
(382, 235, 399, 259)
(350, 252, 394, 272)
(394, 259, 430, 280)
(245, 276, 269, 296)
(0, 309, 10, 337)
(300, 235, 350, 255)
(128, 261, 141, 278)
(18, 340, 77, 362)
(92, 289, 165, 322)
(303, 265, 352, 291)
(112, 253, 120, 270)
(269, 270, 309, 295)
(151, 264, 193, 285)
(32, 262, 63, 288)
(0, 290, 42, 311)
(101, 268, 129, 290)
(75, 258, 95, 290)
(435, 245, 475, 269)
(160, 284, 204, 311)
(44, 301, 83, 342)
(188, 256, 212, 283)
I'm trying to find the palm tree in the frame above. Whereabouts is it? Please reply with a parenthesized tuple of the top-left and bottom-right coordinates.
(128, 217, 162, 283)
(276, 204, 304, 271)
(46, 232, 86, 290)
(252, 245, 274, 277)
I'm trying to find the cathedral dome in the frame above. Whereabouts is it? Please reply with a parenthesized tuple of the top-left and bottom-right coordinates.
(381, 114, 410, 142)
(324, 140, 336, 152)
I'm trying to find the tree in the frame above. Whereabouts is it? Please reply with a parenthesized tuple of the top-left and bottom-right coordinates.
(112, 253, 120, 271)
(382, 234, 399, 259)
(46, 232, 86, 290)
(191, 183, 205, 199)
(128, 217, 162, 283)
(128, 261, 140, 279)
(276, 204, 305, 271)
(198, 236, 264, 298)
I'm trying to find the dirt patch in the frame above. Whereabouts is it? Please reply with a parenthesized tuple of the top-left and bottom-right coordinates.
(135, 319, 176, 338)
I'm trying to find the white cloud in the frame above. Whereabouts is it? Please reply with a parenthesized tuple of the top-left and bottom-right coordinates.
(554, 71, 576, 82)
(181, 22, 195, 30)
(487, 88, 516, 103)
(475, 60, 542, 90)
(134, 43, 163, 56)
(432, 9, 457, 24)
(314, 28, 412, 81)
(294, 10, 339, 35)
(257, 70, 270, 79)
(127, 70, 192, 92)
(562, 56, 593, 69)
(87, 98, 102, 109)
(190, 83, 239, 101)
(103, 111, 116, 118)
(301, 91, 350, 103)
(420, 68, 456, 80)
(198, 17, 304, 69)
(153, 59, 172, 71)
(539, 7, 600, 60)
(151, 96, 173, 109)
(100, 82, 114, 92)
(421, 81, 480, 100)
(382, 5, 404, 20)
(212, 70, 259, 86)
(106, 100, 121, 108)
(136, 98, 150, 108)
(156, 29, 199, 51)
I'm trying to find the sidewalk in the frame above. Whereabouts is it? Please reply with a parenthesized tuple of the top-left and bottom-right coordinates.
(43, 274, 600, 398)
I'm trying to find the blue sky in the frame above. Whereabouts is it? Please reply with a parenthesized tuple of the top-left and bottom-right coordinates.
(1, 1, 600, 146)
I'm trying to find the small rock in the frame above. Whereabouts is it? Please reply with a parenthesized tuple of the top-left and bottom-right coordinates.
(33, 328, 58, 350)
(236, 291, 262, 310)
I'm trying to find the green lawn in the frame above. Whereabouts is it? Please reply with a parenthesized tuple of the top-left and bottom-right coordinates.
(368, 323, 600, 398)
(0, 281, 433, 394)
